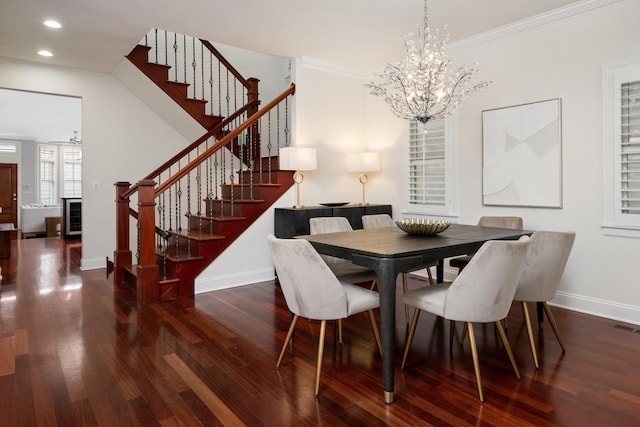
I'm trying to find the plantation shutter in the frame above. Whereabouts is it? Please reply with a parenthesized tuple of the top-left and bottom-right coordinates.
(62, 146, 82, 198)
(408, 119, 445, 206)
(39, 147, 55, 205)
(620, 80, 640, 215)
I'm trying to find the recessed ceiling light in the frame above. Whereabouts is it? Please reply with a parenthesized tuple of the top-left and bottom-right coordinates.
(44, 20, 61, 29)
(38, 50, 53, 57)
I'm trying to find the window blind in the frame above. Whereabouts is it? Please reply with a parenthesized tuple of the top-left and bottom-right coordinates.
(39, 147, 55, 205)
(63, 147, 82, 197)
(621, 80, 640, 215)
(408, 120, 445, 206)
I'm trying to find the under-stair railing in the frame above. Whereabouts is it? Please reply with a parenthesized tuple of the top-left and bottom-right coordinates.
(114, 84, 295, 302)
(122, 101, 259, 201)
(143, 28, 254, 118)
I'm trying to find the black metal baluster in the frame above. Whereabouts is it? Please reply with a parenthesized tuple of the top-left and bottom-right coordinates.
(267, 110, 272, 183)
(183, 34, 187, 86)
(173, 32, 178, 82)
(154, 29, 158, 63)
(192, 37, 197, 99)
(186, 153, 192, 257)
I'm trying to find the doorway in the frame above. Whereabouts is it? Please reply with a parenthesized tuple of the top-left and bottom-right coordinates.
(0, 88, 82, 235)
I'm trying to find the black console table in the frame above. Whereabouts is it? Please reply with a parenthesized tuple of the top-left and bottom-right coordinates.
(274, 204, 392, 238)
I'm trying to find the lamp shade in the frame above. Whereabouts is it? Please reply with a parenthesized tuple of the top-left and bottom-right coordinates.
(346, 152, 380, 173)
(280, 146, 317, 171)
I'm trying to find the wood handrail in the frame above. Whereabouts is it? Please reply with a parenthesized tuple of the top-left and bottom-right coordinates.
(121, 101, 259, 200)
(155, 83, 295, 196)
(200, 40, 249, 88)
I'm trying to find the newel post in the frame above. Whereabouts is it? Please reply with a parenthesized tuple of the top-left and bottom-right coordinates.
(114, 181, 132, 286)
(247, 77, 260, 161)
(136, 179, 159, 304)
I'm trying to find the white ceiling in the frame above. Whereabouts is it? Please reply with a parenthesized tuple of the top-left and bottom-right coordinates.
(0, 0, 584, 143)
(0, 0, 582, 74)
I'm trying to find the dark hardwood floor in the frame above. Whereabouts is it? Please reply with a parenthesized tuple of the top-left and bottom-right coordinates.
(1, 237, 639, 426)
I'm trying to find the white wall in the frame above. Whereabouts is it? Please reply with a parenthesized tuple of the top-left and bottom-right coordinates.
(362, 1, 640, 324)
(267, 1, 640, 325)
(0, 57, 189, 269)
(446, 1, 640, 324)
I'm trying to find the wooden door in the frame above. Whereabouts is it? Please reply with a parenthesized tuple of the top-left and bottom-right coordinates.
(0, 163, 18, 227)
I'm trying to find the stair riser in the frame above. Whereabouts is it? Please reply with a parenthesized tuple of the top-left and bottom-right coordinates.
(204, 201, 245, 217)
(237, 170, 290, 185)
(221, 185, 277, 199)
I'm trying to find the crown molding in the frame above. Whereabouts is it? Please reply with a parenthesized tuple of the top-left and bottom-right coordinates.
(449, 0, 625, 50)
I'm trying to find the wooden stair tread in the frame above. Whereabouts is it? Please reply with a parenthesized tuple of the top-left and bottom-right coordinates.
(226, 183, 282, 188)
(204, 198, 265, 204)
(169, 229, 227, 240)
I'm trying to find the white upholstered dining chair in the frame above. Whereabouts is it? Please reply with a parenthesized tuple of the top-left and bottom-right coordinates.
(449, 216, 523, 272)
(309, 216, 378, 286)
(401, 236, 531, 402)
(513, 230, 576, 368)
(267, 234, 382, 396)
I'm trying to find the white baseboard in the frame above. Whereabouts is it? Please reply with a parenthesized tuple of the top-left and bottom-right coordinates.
(551, 291, 640, 326)
(81, 256, 106, 271)
(412, 267, 640, 326)
(195, 268, 275, 294)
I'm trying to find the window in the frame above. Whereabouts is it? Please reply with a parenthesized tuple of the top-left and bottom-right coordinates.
(62, 146, 82, 197)
(39, 146, 56, 205)
(38, 144, 83, 205)
(0, 142, 17, 153)
(405, 118, 458, 217)
(603, 60, 640, 237)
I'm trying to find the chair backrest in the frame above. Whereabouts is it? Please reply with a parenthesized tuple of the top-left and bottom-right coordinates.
(309, 217, 353, 264)
(309, 216, 353, 234)
(478, 216, 523, 230)
(362, 214, 395, 229)
(514, 231, 576, 302)
(444, 236, 530, 323)
(267, 235, 348, 320)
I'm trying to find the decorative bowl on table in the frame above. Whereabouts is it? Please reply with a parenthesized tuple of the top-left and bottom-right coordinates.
(319, 202, 350, 207)
(395, 218, 450, 236)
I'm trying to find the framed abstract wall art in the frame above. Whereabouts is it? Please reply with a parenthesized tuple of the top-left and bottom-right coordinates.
(482, 98, 563, 208)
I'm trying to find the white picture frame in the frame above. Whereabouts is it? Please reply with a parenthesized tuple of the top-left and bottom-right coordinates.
(482, 98, 563, 208)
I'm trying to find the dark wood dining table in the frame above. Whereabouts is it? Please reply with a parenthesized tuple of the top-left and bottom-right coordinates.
(299, 223, 531, 403)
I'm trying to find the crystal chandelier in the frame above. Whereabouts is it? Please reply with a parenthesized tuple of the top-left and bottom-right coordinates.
(365, 0, 490, 124)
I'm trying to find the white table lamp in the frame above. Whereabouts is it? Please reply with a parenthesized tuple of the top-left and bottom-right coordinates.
(280, 146, 317, 209)
(347, 152, 380, 206)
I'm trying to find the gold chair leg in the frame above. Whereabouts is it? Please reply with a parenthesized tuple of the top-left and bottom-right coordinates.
(460, 322, 468, 346)
(521, 301, 539, 368)
(467, 322, 484, 402)
(401, 309, 421, 370)
(338, 319, 343, 344)
(368, 310, 383, 357)
(277, 315, 299, 367)
(495, 320, 521, 380)
(543, 302, 566, 353)
(315, 320, 327, 396)
(426, 267, 435, 285)
(369, 279, 378, 290)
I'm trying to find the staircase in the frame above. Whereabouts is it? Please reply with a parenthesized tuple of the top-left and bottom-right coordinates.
(114, 29, 295, 304)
